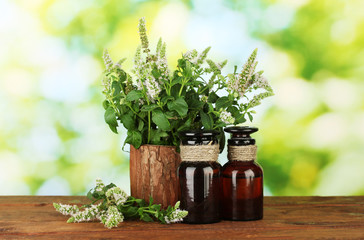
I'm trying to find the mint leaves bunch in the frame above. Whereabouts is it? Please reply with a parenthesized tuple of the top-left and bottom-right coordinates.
(54, 179, 188, 228)
(102, 18, 273, 150)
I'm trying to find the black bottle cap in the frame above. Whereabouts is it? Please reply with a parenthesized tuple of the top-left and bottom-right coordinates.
(179, 130, 219, 146)
(179, 130, 219, 138)
(224, 126, 258, 146)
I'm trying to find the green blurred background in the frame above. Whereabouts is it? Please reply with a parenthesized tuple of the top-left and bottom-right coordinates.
(1, 0, 364, 196)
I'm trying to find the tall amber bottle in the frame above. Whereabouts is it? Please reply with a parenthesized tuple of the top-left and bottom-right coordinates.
(178, 130, 221, 224)
(221, 126, 263, 221)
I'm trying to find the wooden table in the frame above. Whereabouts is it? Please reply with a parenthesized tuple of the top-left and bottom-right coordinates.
(1, 196, 364, 239)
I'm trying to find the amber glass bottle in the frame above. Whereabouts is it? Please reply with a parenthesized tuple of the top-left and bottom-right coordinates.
(221, 126, 263, 221)
(178, 130, 221, 224)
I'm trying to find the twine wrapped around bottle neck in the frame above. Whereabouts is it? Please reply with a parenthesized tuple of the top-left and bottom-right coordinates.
(228, 145, 257, 161)
(180, 144, 219, 162)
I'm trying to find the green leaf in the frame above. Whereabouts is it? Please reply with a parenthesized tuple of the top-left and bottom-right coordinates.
(87, 190, 93, 201)
(158, 215, 166, 224)
(216, 96, 230, 110)
(151, 204, 161, 212)
(141, 104, 159, 112)
(151, 68, 160, 79)
(207, 102, 214, 113)
(140, 213, 153, 222)
(104, 107, 118, 134)
(235, 114, 246, 124)
(161, 95, 174, 104)
(177, 118, 192, 132)
(200, 111, 213, 130)
(126, 90, 143, 101)
(105, 107, 117, 126)
(111, 81, 121, 97)
(167, 97, 188, 117)
(170, 78, 182, 87)
(100, 200, 107, 210)
(208, 91, 219, 103)
(248, 112, 253, 122)
(184, 61, 192, 78)
(227, 106, 240, 116)
(150, 129, 169, 144)
(135, 198, 146, 207)
(164, 111, 177, 119)
(121, 206, 138, 218)
(138, 120, 144, 131)
(188, 100, 204, 110)
(67, 217, 75, 223)
(120, 111, 135, 130)
(170, 84, 181, 98)
(132, 102, 140, 112)
(166, 205, 172, 213)
(105, 183, 117, 190)
(102, 100, 110, 110)
(152, 109, 171, 131)
(125, 130, 142, 149)
(119, 70, 127, 82)
(186, 92, 204, 109)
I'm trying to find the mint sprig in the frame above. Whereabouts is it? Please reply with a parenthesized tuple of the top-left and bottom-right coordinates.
(54, 179, 188, 228)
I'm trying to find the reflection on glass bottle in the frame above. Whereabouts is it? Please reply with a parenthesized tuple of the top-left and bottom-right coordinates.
(178, 130, 221, 224)
(222, 126, 263, 221)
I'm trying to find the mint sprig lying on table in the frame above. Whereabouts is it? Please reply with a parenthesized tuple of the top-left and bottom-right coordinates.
(54, 179, 188, 228)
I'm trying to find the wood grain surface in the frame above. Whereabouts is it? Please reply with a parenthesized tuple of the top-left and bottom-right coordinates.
(130, 145, 181, 208)
(0, 196, 364, 239)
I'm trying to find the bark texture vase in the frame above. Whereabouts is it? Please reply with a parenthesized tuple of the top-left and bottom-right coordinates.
(130, 144, 181, 208)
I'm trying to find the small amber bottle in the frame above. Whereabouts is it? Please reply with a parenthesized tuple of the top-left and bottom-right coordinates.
(178, 130, 221, 224)
(221, 126, 263, 221)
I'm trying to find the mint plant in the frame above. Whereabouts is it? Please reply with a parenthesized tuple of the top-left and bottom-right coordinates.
(102, 17, 273, 149)
(54, 179, 188, 228)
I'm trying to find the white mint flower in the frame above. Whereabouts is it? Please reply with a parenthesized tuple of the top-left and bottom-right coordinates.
(201, 96, 208, 103)
(155, 57, 169, 82)
(239, 49, 258, 87)
(114, 62, 122, 69)
(165, 209, 188, 224)
(71, 204, 101, 223)
(249, 91, 275, 108)
(216, 62, 222, 70)
(138, 17, 149, 51)
(195, 47, 211, 65)
(183, 50, 198, 60)
(103, 49, 114, 71)
(53, 203, 79, 216)
(95, 178, 105, 192)
(105, 187, 128, 206)
(253, 73, 273, 92)
(103, 205, 124, 229)
(183, 50, 192, 58)
(220, 110, 235, 124)
(102, 75, 111, 94)
(226, 49, 274, 107)
(227, 49, 258, 96)
(144, 76, 161, 102)
(227, 74, 244, 96)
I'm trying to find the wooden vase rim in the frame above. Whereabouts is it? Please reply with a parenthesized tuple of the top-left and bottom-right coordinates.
(135, 144, 177, 149)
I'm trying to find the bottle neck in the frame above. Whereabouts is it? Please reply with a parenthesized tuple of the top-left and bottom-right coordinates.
(227, 145, 257, 162)
(180, 144, 219, 162)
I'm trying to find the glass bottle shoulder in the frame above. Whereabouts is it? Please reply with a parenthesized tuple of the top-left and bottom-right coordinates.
(222, 161, 263, 178)
(178, 161, 221, 174)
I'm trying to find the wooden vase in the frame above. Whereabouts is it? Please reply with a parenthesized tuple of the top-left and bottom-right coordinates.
(129, 144, 182, 208)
